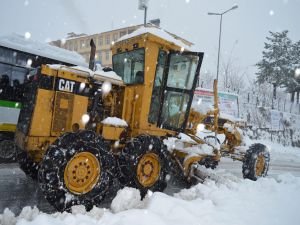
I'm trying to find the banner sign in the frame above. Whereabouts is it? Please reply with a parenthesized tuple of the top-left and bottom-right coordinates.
(193, 88, 239, 118)
(270, 110, 284, 131)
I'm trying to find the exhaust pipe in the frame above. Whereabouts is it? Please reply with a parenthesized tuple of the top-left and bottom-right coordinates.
(89, 39, 96, 71)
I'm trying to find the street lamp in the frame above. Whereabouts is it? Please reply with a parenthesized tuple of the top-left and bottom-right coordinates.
(208, 4, 238, 80)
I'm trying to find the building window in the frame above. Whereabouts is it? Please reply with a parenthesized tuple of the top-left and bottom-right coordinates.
(65, 42, 69, 50)
(85, 39, 90, 48)
(80, 40, 85, 48)
(106, 35, 110, 45)
(120, 31, 127, 37)
(98, 36, 103, 46)
(74, 41, 78, 51)
(113, 33, 118, 41)
(98, 51, 102, 62)
(69, 42, 73, 50)
(105, 51, 109, 61)
(128, 29, 135, 34)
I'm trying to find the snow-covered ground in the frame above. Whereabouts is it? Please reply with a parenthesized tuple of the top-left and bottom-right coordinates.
(0, 140, 300, 225)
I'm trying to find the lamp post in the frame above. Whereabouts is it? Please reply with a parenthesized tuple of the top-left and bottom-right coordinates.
(208, 5, 238, 80)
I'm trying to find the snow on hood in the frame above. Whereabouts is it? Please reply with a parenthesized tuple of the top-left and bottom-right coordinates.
(0, 33, 87, 67)
(101, 117, 128, 127)
(93, 70, 123, 84)
(117, 26, 194, 51)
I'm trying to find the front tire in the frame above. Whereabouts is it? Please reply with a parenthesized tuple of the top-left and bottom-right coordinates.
(242, 143, 270, 181)
(38, 130, 115, 212)
(119, 135, 168, 197)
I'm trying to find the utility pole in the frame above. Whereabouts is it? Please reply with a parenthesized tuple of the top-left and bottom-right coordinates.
(208, 5, 238, 80)
(138, 0, 149, 26)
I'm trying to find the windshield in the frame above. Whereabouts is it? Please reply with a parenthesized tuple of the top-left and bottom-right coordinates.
(166, 54, 199, 90)
(112, 48, 145, 84)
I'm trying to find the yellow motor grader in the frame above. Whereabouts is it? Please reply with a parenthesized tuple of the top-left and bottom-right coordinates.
(14, 29, 269, 212)
(187, 81, 270, 180)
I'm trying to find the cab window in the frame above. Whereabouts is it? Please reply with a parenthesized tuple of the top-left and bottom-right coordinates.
(161, 91, 190, 129)
(112, 48, 145, 85)
(148, 50, 167, 124)
(167, 54, 199, 90)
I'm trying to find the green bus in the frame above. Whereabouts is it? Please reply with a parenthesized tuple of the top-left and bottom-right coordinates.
(0, 34, 87, 161)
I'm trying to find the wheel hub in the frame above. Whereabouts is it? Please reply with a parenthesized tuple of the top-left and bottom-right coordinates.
(255, 154, 265, 177)
(143, 162, 153, 176)
(137, 153, 161, 187)
(64, 152, 100, 194)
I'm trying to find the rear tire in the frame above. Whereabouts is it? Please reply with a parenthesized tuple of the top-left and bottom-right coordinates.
(119, 135, 168, 197)
(38, 130, 115, 212)
(17, 149, 39, 180)
(0, 140, 17, 163)
(242, 143, 270, 181)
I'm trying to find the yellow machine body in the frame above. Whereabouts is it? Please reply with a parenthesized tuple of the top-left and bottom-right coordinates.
(15, 32, 203, 163)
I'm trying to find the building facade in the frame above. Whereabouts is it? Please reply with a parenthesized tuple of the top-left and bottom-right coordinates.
(51, 23, 193, 68)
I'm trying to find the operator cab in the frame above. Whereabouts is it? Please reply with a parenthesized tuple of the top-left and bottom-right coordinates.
(112, 28, 203, 134)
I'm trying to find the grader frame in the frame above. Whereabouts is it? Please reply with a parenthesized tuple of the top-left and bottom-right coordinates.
(14, 29, 269, 212)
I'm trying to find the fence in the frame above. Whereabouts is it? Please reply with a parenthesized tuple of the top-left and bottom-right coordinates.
(245, 127, 300, 148)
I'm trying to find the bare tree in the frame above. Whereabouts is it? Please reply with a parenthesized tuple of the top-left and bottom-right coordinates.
(220, 56, 247, 93)
(198, 70, 215, 89)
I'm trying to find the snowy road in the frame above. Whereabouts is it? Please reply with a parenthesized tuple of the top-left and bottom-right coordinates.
(219, 157, 300, 178)
(1, 153, 300, 215)
(0, 163, 55, 215)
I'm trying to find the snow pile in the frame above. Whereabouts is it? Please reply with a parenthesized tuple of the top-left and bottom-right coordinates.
(243, 136, 300, 162)
(178, 143, 215, 156)
(163, 133, 215, 156)
(191, 102, 214, 115)
(163, 133, 195, 152)
(117, 26, 193, 51)
(101, 117, 128, 127)
(0, 33, 87, 67)
(219, 113, 246, 123)
(1, 174, 300, 225)
(111, 187, 142, 213)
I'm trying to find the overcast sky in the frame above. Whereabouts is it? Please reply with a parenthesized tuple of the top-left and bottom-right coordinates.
(1, 0, 299, 79)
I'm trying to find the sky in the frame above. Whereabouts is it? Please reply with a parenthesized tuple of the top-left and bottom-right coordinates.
(0, 0, 299, 79)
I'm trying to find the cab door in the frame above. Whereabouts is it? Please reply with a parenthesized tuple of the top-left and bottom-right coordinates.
(158, 51, 204, 132)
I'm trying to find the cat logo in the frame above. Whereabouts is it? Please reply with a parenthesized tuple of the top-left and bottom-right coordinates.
(58, 79, 75, 93)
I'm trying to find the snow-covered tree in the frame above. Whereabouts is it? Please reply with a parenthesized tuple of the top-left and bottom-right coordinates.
(289, 40, 300, 103)
(256, 30, 292, 100)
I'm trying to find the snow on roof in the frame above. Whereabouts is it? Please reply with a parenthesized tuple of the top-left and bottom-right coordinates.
(65, 33, 88, 40)
(47, 64, 123, 86)
(0, 33, 87, 67)
(117, 26, 193, 51)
